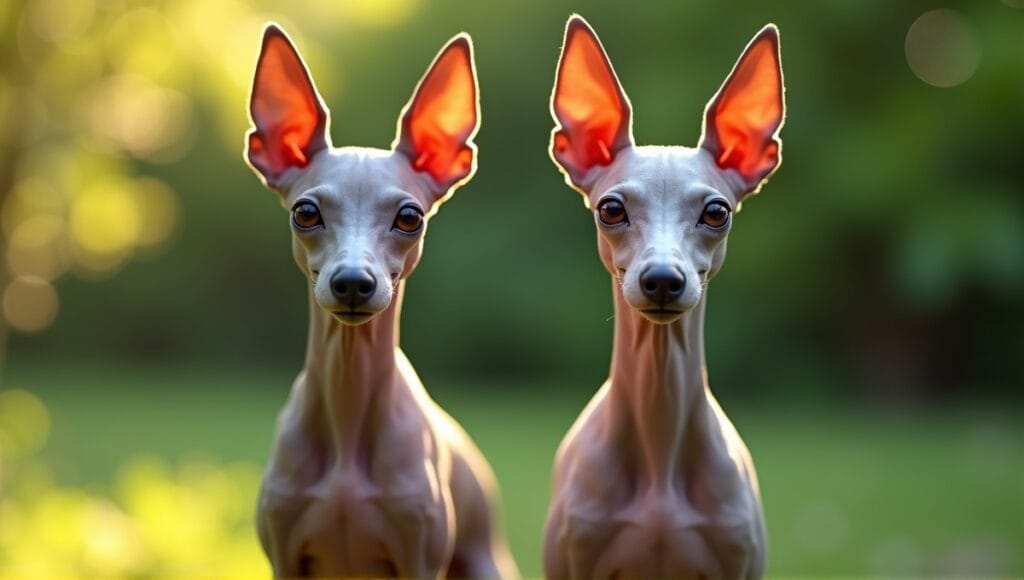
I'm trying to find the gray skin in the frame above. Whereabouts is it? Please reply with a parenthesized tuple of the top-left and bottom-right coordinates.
(245, 25, 518, 579)
(543, 16, 784, 579)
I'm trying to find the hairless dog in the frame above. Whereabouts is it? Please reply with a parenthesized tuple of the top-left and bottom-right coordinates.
(244, 24, 517, 578)
(543, 15, 785, 578)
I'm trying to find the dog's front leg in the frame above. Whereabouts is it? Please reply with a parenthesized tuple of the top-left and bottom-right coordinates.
(383, 495, 453, 579)
(257, 484, 310, 577)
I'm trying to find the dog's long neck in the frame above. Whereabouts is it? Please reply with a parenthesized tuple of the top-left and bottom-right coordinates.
(302, 281, 405, 465)
(607, 281, 717, 491)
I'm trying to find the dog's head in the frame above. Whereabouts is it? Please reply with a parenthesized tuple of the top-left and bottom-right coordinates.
(245, 25, 479, 325)
(550, 16, 785, 324)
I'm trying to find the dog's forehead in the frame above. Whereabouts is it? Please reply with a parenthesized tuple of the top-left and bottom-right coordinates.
(590, 146, 730, 205)
(289, 147, 422, 204)
(632, 147, 726, 196)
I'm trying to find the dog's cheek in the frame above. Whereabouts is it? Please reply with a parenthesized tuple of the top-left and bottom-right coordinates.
(681, 266, 705, 309)
(705, 238, 729, 280)
(619, 268, 647, 309)
(367, 281, 394, 313)
(397, 238, 424, 279)
(596, 230, 628, 277)
(291, 236, 315, 277)
(312, 274, 335, 309)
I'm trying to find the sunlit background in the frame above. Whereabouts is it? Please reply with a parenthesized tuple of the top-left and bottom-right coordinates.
(1, 0, 1022, 576)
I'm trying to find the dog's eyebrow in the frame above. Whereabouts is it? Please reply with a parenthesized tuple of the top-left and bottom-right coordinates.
(295, 186, 330, 202)
(601, 181, 642, 201)
(686, 184, 728, 201)
(379, 187, 422, 208)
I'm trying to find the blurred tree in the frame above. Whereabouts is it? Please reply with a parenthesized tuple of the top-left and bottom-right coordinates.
(0, 0, 192, 373)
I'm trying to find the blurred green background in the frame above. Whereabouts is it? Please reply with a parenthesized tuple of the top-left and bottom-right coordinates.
(1, 0, 1022, 576)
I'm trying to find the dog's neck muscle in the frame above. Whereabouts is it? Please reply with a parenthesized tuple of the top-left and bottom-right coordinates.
(606, 280, 717, 492)
(301, 281, 405, 467)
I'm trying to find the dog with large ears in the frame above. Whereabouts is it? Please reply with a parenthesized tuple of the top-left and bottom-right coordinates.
(244, 24, 517, 578)
(543, 15, 785, 578)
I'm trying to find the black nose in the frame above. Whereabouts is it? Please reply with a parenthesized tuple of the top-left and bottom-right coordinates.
(330, 268, 377, 308)
(640, 266, 685, 305)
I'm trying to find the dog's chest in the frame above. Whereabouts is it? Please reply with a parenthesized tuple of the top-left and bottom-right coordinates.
(559, 442, 761, 577)
(261, 461, 452, 576)
(566, 486, 759, 577)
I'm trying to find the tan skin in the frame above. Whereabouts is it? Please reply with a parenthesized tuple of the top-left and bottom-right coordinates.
(245, 25, 517, 578)
(543, 17, 785, 578)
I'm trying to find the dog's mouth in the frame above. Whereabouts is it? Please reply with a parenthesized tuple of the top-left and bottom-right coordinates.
(639, 307, 686, 324)
(330, 310, 376, 325)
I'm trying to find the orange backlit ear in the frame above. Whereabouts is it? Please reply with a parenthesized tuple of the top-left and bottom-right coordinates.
(245, 24, 329, 188)
(550, 15, 633, 190)
(700, 24, 785, 198)
(394, 34, 480, 198)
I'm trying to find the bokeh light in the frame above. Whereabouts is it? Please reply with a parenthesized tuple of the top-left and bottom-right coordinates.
(2, 87, 49, 147)
(0, 0, 190, 337)
(5, 214, 68, 280)
(69, 177, 141, 260)
(25, 0, 94, 43)
(106, 8, 184, 86)
(0, 387, 266, 575)
(84, 75, 194, 162)
(1, 177, 64, 238)
(133, 178, 180, 248)
(2, 276, 58, 333)
(0, 445, 267, 576)
(79, 499, 146, 575)
(342, 0, 421, 29)
(0, 389, 50, 458)
(905, 9, 981, 88)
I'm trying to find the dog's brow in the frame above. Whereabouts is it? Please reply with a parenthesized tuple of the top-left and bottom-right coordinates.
(296, 186, 330, 202)
(697, 189, 729, 205)
(379, 188, 421, 210)
(602, 181, 643, 201)
(681, 184, 725, 200)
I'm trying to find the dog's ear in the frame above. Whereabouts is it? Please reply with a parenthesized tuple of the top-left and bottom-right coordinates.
(246, 24, 330, 189)
(394, 34, 480, 202)
(700, 24, 785, 200)
(550, 15, 633, 192)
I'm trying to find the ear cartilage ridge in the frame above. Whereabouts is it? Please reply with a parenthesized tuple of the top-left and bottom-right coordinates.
(597, 140, 612, 165)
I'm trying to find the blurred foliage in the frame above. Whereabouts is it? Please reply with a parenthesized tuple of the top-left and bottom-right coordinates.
(0, 388, 267, 577)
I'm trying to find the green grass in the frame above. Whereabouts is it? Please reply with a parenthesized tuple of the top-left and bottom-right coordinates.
(5, 365, 1023, 576)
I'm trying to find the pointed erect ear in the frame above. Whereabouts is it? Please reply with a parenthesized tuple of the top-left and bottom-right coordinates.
(700, 24, 785, 199)
(550, 15, 633, 191)
(245, 24, 330, 188)
(394, 34, 480, 199)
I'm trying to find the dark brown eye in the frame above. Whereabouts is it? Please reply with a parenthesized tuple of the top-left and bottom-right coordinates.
(292, 202, 322, 230)
(700, 201, 730, 229)
(392, 205, 424, 234)
(597, 199, 628, 226)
